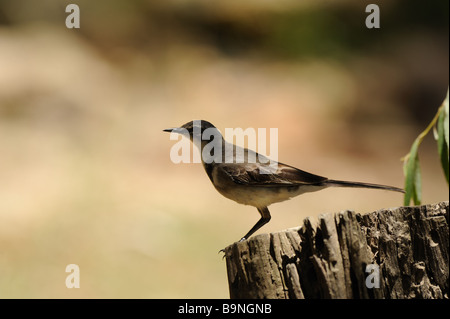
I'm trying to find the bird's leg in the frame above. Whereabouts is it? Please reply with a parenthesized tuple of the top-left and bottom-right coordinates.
(219, 207, 271, 257)
(239, 207, 271, 242)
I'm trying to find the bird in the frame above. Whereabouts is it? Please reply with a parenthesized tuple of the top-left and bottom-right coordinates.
(163, 120, 404, 243)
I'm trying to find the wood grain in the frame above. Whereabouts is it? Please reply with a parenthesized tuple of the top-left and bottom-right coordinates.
(224, 201, 449, 299)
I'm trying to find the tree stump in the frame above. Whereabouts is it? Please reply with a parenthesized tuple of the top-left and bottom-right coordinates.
(224, 201, 449, 299)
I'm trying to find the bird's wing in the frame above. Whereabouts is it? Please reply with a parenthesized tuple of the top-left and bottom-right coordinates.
(218, 162, 328, 187)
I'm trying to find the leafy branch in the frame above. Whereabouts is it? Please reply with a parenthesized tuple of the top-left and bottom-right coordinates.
(402, 88, 449, 206)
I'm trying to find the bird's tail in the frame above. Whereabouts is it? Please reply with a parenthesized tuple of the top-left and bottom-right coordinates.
(325, 179, 404, 193)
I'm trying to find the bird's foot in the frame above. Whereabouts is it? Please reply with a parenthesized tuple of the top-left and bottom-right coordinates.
(218, 238, 247, 259)
(218, 248, 226, 260)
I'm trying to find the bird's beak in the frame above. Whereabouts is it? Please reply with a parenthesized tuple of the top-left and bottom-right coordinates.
(163, 127, 184, 134)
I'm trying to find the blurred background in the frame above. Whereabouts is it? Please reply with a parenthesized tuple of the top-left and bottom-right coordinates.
(0, 0, 448, 298)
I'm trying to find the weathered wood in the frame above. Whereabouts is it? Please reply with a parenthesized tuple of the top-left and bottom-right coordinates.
(224, 201, 449, 299)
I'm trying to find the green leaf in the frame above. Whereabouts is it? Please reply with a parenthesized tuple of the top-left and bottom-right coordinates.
(444, 89, 449, 151)
(403, 88, 449, 205)
(437, 106, 449, 183)
(403, 138, 422, 206)
(412, 157, 421, 205)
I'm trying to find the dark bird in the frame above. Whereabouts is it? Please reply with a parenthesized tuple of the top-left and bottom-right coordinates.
(164, 120, 404, 242)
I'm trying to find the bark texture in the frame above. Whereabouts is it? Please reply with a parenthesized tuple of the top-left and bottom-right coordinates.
(224, 201, 449, 299)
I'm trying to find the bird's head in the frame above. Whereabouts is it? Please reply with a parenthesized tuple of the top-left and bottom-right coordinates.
(163, 120, 222, 147)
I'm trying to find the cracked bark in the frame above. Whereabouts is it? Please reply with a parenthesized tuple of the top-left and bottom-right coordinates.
(224, 201, 449, 299)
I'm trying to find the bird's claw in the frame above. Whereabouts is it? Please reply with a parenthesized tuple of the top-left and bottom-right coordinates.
(218, 248, 226, 260)
(218, 238, 247, 259)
